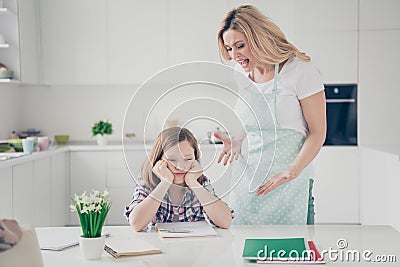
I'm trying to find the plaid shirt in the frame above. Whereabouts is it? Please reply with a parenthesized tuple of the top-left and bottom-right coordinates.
(125, 176, 234, 227)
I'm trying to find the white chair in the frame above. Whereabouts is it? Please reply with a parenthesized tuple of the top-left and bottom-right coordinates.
(0, 225, 44, 267)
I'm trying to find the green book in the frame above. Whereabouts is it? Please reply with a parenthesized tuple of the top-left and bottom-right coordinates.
(242, 238, 310, 261)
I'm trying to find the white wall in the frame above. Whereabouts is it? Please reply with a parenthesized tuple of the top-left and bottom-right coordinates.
(18, 83, 241, 142)
(0, 84, 21, 139)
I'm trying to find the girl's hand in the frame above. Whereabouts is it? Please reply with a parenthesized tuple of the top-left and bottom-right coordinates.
(256, 170, 296, 196)
(214, 132, 242, 166)
(184, 160, 203, 187)
(152, 160, 174, 184)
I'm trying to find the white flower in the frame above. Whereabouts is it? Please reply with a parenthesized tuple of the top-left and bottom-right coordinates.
(81, 206, 89, 214)
(102, 190, 109, 198)
(70, 205, 77, 212)
(95, 205, 102, 212)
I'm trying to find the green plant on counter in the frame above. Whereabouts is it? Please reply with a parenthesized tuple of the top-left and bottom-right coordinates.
(91, 120, 113, 136)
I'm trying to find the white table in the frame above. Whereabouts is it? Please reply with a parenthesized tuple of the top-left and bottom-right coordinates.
(40, 225, 400, 266)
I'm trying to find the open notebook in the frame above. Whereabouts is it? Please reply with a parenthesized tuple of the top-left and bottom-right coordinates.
(156, 221, 217, 238)
(243, 238, 325, 264)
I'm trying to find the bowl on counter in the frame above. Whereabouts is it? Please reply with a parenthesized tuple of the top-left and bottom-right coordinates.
(54, 135, 69, 145)
(8, 139, 23, 152)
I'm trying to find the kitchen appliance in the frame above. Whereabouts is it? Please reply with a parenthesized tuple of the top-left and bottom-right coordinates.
(324, 84, 357, 146)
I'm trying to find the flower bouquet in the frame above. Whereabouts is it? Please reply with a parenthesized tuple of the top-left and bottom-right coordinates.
(71, 189, 111, 260)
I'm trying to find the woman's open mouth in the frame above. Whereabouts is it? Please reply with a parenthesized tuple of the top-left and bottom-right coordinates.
(237, 59, 249, 68)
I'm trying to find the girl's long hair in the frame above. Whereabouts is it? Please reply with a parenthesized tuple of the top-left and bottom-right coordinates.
(140, 127, 205, 190)
(218, 4, 310, 64)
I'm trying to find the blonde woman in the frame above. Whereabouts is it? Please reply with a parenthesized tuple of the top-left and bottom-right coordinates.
(125, 127, 233, 231)
(216, 5, 326, 224)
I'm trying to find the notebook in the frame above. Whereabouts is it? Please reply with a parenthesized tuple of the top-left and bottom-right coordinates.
(104, 236, 162, 258)
(242, 238, 325, 264)
(36, 227, 82, 251)
(156, 221, 217, 238)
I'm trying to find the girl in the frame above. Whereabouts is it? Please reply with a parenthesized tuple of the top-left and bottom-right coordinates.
(125, 127, 233, 231)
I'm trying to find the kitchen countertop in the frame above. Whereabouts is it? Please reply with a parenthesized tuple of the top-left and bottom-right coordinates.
(363, 144, 400, 159)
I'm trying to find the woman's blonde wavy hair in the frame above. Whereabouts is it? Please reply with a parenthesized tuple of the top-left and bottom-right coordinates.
(218, 5, 310, 64)
(140, 127, 205, 190)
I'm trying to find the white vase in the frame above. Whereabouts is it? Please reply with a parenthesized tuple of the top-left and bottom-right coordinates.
(79, 235, 105, 260)
(96, 134, 108, 146)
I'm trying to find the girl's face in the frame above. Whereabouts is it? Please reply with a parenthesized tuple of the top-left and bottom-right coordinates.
(162, 140, 195, 184)
(222, 29, 258, 72)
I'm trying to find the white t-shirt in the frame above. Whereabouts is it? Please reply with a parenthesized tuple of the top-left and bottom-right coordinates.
(234, 57, 324, 137)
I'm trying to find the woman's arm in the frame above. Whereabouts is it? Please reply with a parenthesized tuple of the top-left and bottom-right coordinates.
(129, 160, 174, 231)
(257, 90, 326, 195)
(290, 90, 326, 176)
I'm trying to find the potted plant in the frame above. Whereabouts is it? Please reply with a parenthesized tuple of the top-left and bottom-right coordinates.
(91, 120, 113, 146)
(71, 189, 111, 260)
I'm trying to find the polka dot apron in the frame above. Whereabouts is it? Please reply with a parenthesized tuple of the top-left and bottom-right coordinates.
(230, 64, 312, 225)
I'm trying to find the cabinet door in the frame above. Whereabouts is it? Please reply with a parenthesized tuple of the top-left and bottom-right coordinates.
(200, 146, 233, 202)
(40, 0, 107, 84)
(167, 0, 230, 65)
(69, 152, 106, 225)
(358, 30, 400, 145)
(292, 0, 358, 84)
(18, 0, 40, 83)
(0, 167, 13, 218)
(107, 0, 168, 84)
(106, 151, 144, 225)
(33, 157, 51, 226)
(313, 147, 359, 224)
(359, 147, 400, 232)
(51, 152, 68, 226)
(13, 161, 35, 224)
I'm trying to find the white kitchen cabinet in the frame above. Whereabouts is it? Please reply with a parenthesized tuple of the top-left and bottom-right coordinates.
(359, 0, 400, 30)
(107, 0, 168, 84)
(292, 0, 358, 84)
(69, 152, 106, 225)
(200, 145, 233, 202)
(313, 146, 359, 224)
(167, 0, 230, 66)
(12, 161, 35, 225)
(0, 0, 40, 83)
(293, 0, 358, 32)
(33, 157, 51, 226)
(358, 30, 400, 146)
(0, 167, 13, 218)
(359, 147, 400, 232)
(51, 152, 68, 226)
(18, 0, 40, 84)
(40, 0, 107, 84)
(293, 31, 358, 84)
(0, 0, 20, 82)
(106, 151, 145, 225)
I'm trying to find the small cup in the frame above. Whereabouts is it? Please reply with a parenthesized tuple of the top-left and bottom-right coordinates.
(22, 139, 35, 154)
(38, 136, 51, 151)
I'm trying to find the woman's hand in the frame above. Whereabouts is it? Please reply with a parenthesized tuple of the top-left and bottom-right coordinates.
(185, 160, 203, 187)
(152, 160, 174, 184)
(214, 132, 243, 165)
(256, 170, 297, 196)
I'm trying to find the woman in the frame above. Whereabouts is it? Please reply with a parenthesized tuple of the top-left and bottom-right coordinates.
(125, 127, 233, 231)
(215, 5, 326, 224)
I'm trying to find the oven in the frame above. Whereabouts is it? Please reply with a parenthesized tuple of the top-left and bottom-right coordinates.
(323, 84, 357, 146)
